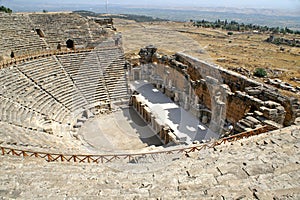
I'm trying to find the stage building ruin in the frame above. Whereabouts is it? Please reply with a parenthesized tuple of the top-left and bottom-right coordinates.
(128, 45, 300, 138)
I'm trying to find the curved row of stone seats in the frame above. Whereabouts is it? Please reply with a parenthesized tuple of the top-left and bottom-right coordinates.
(28, 13, 110, 49)
(17, 56, 88, 114)
(0, 66, 70, 123)
(95, 48, 128, 101)
(0, 13, 48, 58)
(56, 47, 128, 104)
(87, 19, 110, 42)
(0, 126, 299, 199)
(29, 13, 89, 48)
(56, 51, 110, 105)
(0, 46, 128, 128)
(0, 121, 84, 154)
(0, 46, 128, 146)
(0, 96, 52, 132)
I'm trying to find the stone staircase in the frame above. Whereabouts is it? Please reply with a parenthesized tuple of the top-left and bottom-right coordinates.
(0, 126, 299, 199)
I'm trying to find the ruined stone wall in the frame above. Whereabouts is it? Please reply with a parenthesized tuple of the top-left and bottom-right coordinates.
(226, 94, 251, 123)
(194, 80, 212, 110)
(174, 52, 299, 126)
(130, 95, 177, 145)
(156, 53, 251, 124)
(175, 52, 259, 91)
(153, 64, 187, 93)
(129, 46, 299, 134)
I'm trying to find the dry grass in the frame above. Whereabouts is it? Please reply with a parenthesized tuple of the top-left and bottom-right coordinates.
(114, 19, 300, 98)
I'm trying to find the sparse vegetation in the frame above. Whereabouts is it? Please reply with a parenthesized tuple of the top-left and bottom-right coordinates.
(266, 35, 300, 47)
(0, 6, 12, 13)
(110, 14, 167, 22)
(254, 68, 267, 77)
(116, 15, 299, 94)
(192, 19, 300, 35)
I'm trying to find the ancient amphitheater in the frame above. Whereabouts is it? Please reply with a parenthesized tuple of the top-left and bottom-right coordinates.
(0, 12, 299, 199)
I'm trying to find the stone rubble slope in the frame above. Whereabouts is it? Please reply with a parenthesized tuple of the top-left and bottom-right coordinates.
(0, 125, 299, 199)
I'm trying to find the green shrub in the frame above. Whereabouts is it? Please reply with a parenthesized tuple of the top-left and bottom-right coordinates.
(227, 32, 233, 35)
(253, 68, 267, 77)
(0, 6, 12, 13)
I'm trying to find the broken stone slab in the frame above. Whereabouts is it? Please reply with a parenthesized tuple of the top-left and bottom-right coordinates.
(264, 100, 281, 109)
(276, 106, 286, 114)
(246, 112, 254, 116)
(267, 78, 281, 86)
(254, 110, 263, 116)
(236, 91, 246, 98)
(205, 76, 219, 85)
(245, 86, 263, 95)
(260, 106, 278, 118)
(253, 191, 274, 200)
(240, 119, 253, 128)
(216, 58, 226, 62)
(234, 122, 247, 132)
(280, 83, 295, 91)
(247, 89, 261, 95)
(216, 173, 238, 185)
(220, 84, 231, 93)
(243, 163, 274, 176)
(263, 120, 283, 129)
(43, 128, 53, 134)
(255, 124, 263, 128)
(216, 164, 247, 179)
(73, 121, 83, 128)
(252, 98, 264, 106)
(246, 116, 261, 125)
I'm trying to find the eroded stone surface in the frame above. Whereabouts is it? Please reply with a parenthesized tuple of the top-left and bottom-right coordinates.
(0, 126, 299, 199)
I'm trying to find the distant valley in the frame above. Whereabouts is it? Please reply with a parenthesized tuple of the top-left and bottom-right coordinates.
(3, 2, 300, 30)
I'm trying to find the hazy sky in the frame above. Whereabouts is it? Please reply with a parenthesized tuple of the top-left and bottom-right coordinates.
(109, 0, 300, 9)
(1, 0, 300, 14)
(1, 0, 300, 10)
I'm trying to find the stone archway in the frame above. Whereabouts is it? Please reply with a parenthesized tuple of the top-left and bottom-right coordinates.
(66, 39, 75, 49)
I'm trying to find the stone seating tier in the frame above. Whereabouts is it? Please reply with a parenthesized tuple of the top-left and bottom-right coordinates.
(0, 46, 128, 151)
(0, 126, 299, 199)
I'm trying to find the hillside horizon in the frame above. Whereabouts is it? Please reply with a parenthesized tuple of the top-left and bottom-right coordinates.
(1, 1, 300, 30)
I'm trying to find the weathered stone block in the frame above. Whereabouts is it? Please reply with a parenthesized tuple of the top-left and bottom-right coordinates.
(246, 116, 261, 125)
(264, 100, 280, 108)
(254, 110, 263, 116)
(243, 164, 274, 176)
(205, 76, 218, 85)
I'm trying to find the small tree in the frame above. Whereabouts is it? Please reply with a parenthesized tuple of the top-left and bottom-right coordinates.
(0, 6, 12, 13)
(254, 68, 267, 77)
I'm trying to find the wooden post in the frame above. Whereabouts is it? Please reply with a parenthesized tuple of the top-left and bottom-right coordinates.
(163, 127, 170, 144)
